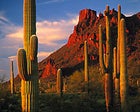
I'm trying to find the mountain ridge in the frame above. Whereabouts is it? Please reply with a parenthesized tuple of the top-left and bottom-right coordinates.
(38, 8, 140, 79)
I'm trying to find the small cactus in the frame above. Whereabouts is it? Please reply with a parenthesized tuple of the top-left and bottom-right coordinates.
(57, 68, 63, 97)
(84, 41, 89, 82)
(10, 60, 14, 94)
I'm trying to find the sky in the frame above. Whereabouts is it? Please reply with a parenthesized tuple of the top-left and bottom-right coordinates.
(0, 0, 139, 81)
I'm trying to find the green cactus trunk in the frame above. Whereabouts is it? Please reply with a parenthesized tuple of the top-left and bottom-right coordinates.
(117, 4, 121, 78)
(17, 0, 38, 112)
(114, 4, 121, 111)
(84, 41, 89, 82)
(104, 5, 113, 112)
(99, 5, 113, 112)
(18, 37, 38, 112)
(10, 60, 14, 94)
(84, 41, 89, 94)
(120, 19, 129, 112)
(57, 69, 63, 97)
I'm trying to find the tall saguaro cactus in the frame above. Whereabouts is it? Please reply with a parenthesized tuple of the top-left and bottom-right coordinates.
(57, 69, 63, 97)
(84, 41, 89, 82)
(10, 60, 14, 94)
(114, 4, 121, 111)
(120, 19, 129, 112)
(17, 0, 38, 112)
(117, 4, 121, 78)
(99, 5, 113, 112)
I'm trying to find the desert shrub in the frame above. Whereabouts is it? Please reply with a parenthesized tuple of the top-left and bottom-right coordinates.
(39, 93, 106, 112)
(129, 95, 140, 112)
(66, 65, 104, 98)
(0, 75, 21, 111)
(0, 93, 21, 111)
(0, 75, 10, 99)
(66, 70, 85, 93)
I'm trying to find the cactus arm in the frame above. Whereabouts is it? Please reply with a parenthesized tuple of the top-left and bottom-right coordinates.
(113, 47, 117, 79)
(17, 48, 29, 81)
(99, 25, 106, 74)
(30, 35, 39, 111)
(120, 18, 129, 112)
(30, 35, 38, 60)
(113, 47, 121, 111)
(114, 47, 120, 97)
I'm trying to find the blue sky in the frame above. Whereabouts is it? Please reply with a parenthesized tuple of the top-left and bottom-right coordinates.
(0, 0, 139, 81)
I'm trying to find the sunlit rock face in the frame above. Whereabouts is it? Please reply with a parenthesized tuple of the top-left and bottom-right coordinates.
(38, 8, 140, 79)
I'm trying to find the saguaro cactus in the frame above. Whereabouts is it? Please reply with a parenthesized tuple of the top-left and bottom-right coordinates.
(57, 68, 63, 97)
(114, 4, 121, 111)
(17, 0, 38, 112)
(120, 18, 129, 112)
(84, 41, 89, 82)
(117, 4, 121, 77)
(10, 60, 14, 94)
(99, 5, 113, 112)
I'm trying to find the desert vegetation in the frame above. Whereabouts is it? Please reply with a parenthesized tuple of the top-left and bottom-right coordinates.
(0, 0, 140, 112)
(0, 64, 140, 111)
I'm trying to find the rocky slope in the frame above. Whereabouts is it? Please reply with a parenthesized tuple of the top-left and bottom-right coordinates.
(38, 8, 140, 79)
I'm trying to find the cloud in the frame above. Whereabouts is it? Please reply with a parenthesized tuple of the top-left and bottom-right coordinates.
(38, 0, 65, 5)
(38, 51, 53, 62)
(6, 27, 23, 39)
(0, 13, 78, 81)
(0, 11, 12, 25)
(6, 14, 78, 48)
(36, 15, 78, 47)
(124, 13, 136, 17)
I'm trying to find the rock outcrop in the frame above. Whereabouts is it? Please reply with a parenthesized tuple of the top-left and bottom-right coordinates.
(38, 8, 140, 79)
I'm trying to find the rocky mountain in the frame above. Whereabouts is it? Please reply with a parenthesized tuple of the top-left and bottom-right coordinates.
(38, 8, 140, 79)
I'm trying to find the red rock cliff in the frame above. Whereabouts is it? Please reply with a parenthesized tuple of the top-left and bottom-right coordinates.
(39, 8, 140, 79)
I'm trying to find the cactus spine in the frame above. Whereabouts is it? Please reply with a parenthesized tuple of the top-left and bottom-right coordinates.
(17, 0, 38, 112)
(57, 69, 63, 97)
(120, 19, 129, 112)
(99, 5, 113, 112)
(10, 60, 14, 94)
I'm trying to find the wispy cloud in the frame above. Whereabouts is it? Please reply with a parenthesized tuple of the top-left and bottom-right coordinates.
(38, 0, 65, 5)
(0, 11, 12, 25)
(124, 13, 133, 17)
